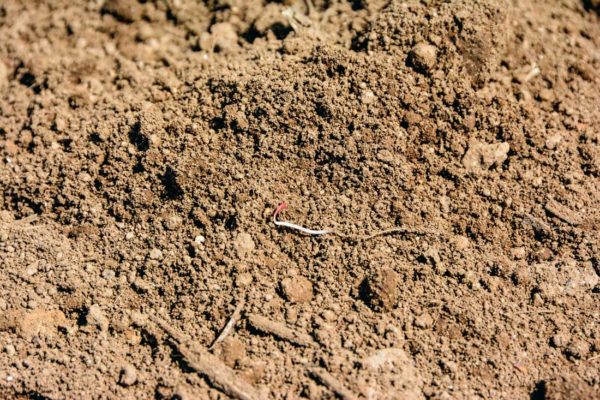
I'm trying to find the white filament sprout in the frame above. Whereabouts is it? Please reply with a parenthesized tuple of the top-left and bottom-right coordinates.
(273, 202, 332, 236)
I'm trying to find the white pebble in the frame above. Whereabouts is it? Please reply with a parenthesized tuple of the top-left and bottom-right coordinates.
(194, 235, 205, 244)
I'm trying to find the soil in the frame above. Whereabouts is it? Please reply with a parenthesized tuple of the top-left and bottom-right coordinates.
(0, 0, 599, 399)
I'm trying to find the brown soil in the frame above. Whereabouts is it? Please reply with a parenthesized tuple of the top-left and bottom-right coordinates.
(0, 0, 599, 399)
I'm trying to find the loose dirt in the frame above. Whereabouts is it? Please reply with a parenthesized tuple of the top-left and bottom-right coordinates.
(0, 0, 599, 399)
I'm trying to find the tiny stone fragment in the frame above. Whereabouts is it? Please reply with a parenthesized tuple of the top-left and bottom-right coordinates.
(408, 42, 437, 73)
(149, 248, 163, 260)
(377, 149, 395, 163)
(235, 272, 253, 288)
(4, 344, 16, 356)
(565, 340, 589, 360)
(163, 214, 183, 231)
(119, 364, 138, 386)
(414, 313, 434, 329)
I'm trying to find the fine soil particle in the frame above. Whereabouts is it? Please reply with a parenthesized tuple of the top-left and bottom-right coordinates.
(1, 0, 599, 399)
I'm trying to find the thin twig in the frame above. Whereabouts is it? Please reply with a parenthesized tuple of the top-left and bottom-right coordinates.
(247, 313, 314, 347)
(149, 314, 262, 400)
(210, 299, 246, 350)
(272, 202, 438, 241)
(545, 199, 582, 226)
(308, 368, 359, 400)
(584, 354, 600, 363)
(15, 214, 38, 225)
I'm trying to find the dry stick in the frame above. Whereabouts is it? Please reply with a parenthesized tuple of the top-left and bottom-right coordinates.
(247, 313, 314, 347)
(14, 214, 38, 225)
(273, 202, 437, 242)
(308, 368, 359, 400)
(304, 0, 316, 16)
(210, 299, 246, 350)
(353, 226, 438, 241)
(149, 315, 262, 400)
(585, 354, 600, 363)
(521, 212, 553, 236)
(544, 200, 582, 226)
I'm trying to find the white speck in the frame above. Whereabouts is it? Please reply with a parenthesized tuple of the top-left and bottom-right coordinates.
(194, 235, 205, 244)
(7, 375, 14, 382)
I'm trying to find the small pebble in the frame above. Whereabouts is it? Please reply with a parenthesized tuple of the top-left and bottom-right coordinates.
(321, 310, 337, 322)
(453, 235, 470, 251)
(102, 269, 116, 280)
(25, 263, 38, 276)
(414, 313, 434, 329)
(377, 149, 395, 164)
(132, 279, 151, 293)
(545, 133, 562, 150)
(235, 272, 253, 288)
(537, 88, 554, 102)
(119, 364, 138, 386)
(566, 340, 589, 360)
(511, 247, 526, 260)
(163, 215, 182, 231)
(148, 248, 163, 260)
(462, 141, 510, 171)
(408, 42, 437, 73)
(551, 333, 569, 349)
(4, 344, 16, 356)
(194, 235, 205, 244)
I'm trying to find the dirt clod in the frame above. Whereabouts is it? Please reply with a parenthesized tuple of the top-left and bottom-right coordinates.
(280, 275, 314, 303)
(462, 141, 510, 171)
(535, 374, 598, 400)
(86, 305, 108, 331)
(210, 23, 239, 53)
(362, 267, 400, 312)
(234, 233, 255, 258)
(215, 337, 247, 367)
